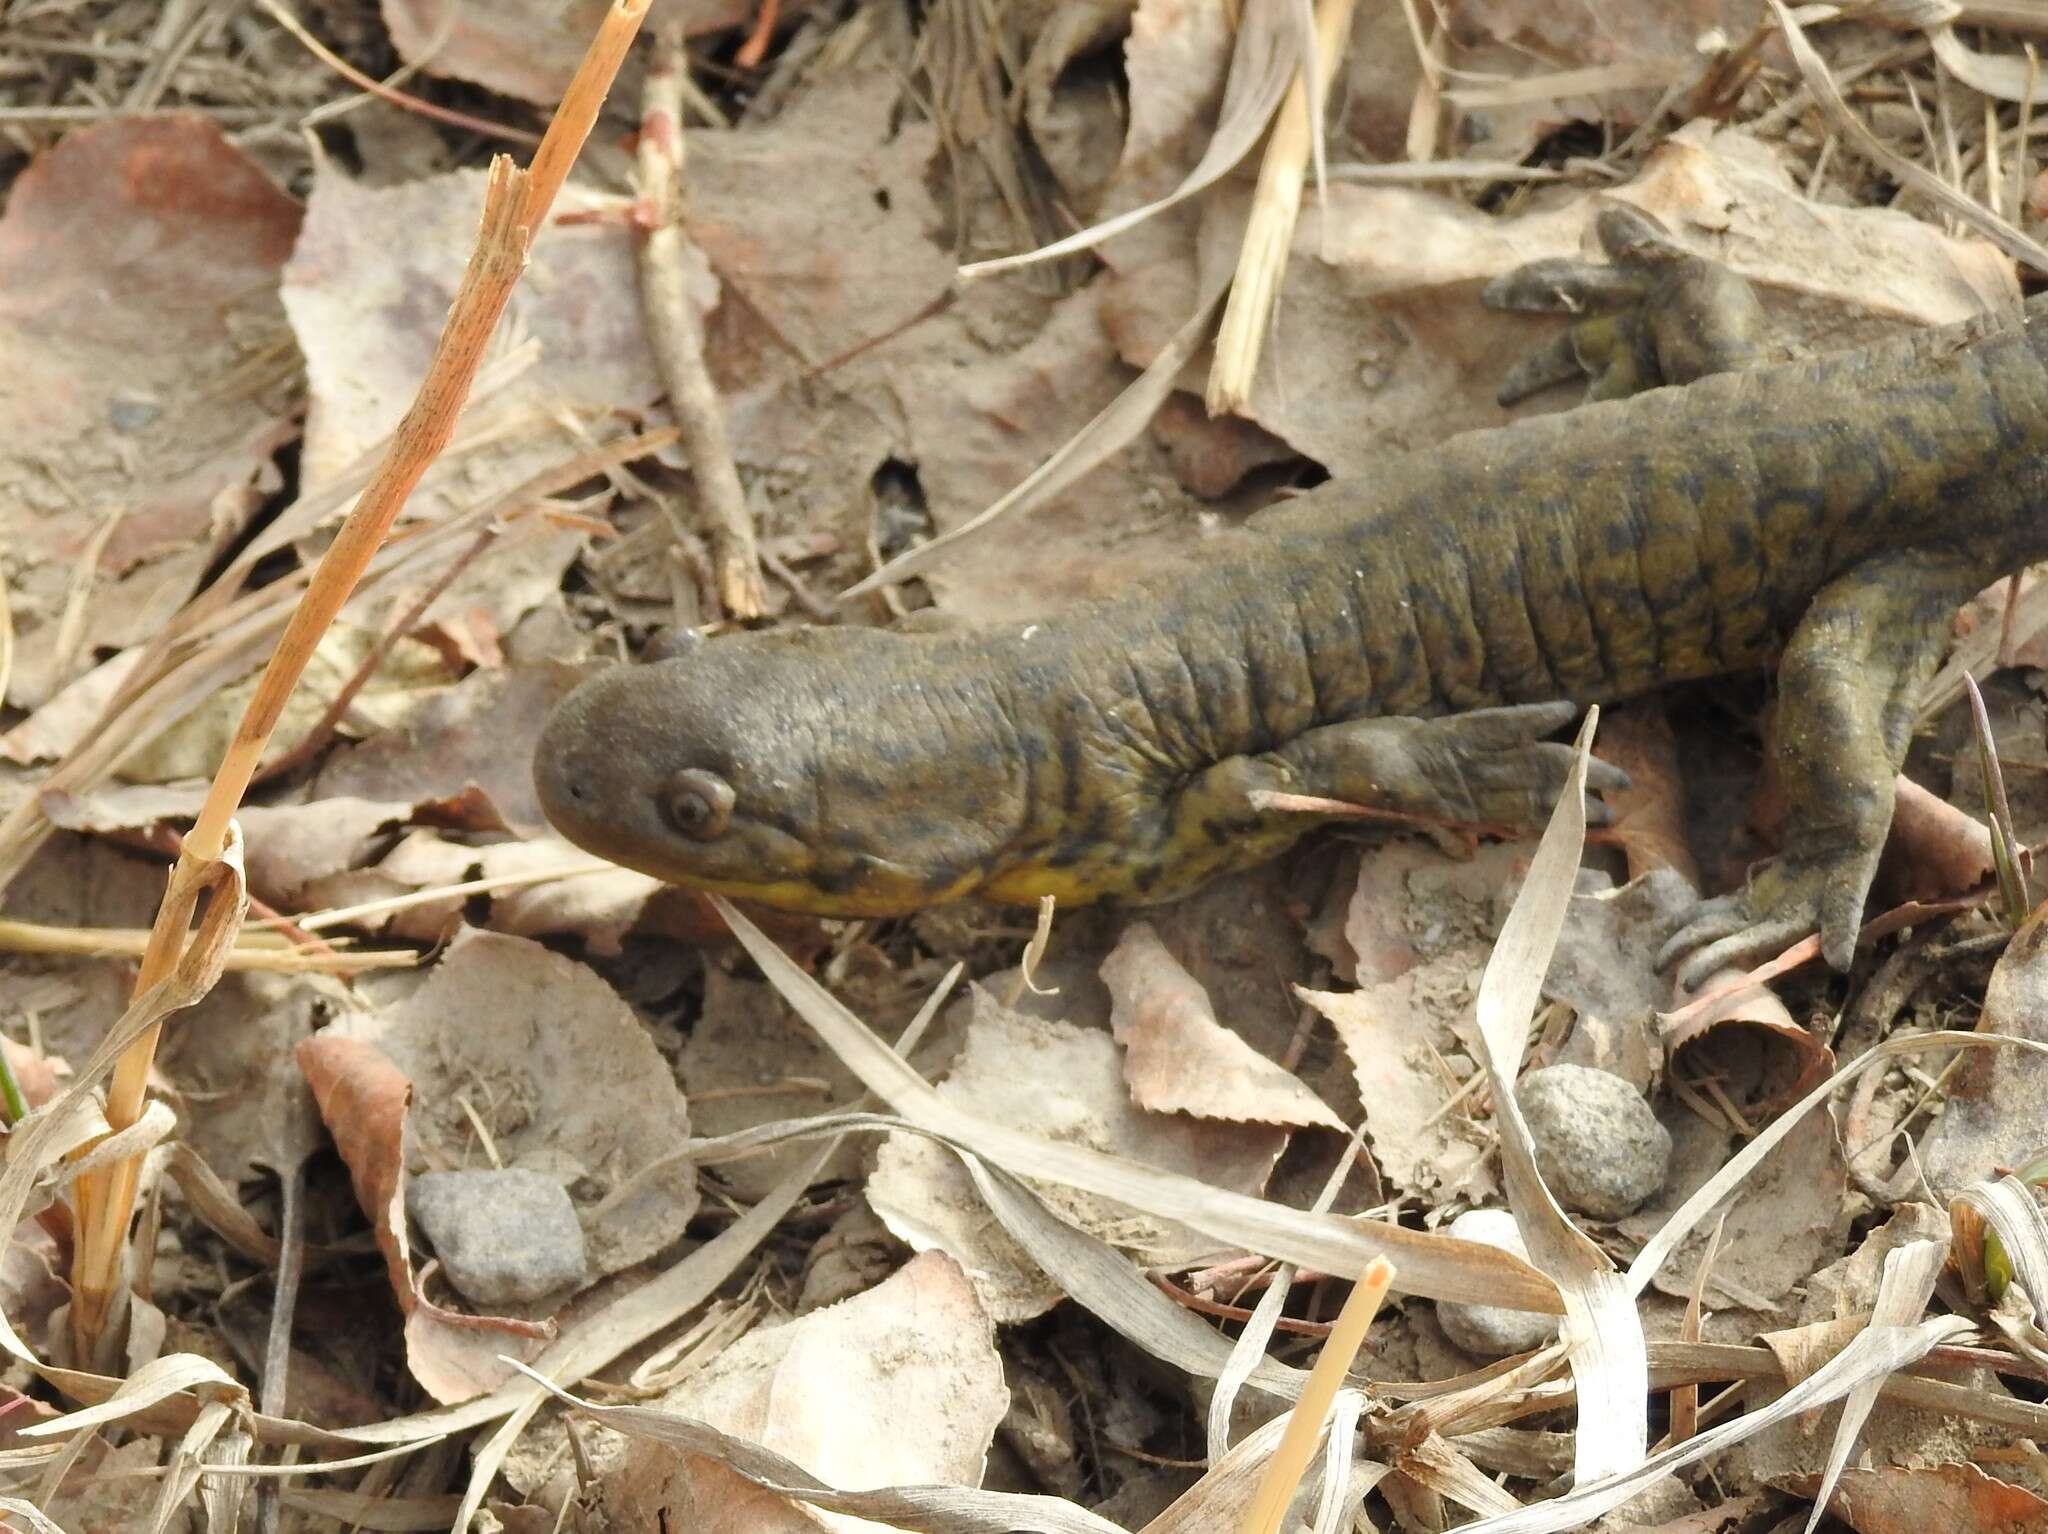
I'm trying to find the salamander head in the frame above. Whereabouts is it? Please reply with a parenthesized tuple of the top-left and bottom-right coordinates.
(533, 632, 1003, 916)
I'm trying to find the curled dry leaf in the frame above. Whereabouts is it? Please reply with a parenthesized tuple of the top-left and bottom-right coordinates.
(309, 660, 589, 837)
(1102, 920, 1343, 1131)
(1662, 967, 1834, 1118)
(0, 116, 301, 710)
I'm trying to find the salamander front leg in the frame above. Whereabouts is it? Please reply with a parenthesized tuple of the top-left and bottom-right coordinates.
(1269, 701, 1629, 828)
(1659, 549, 1985, 987)
(1148, 702, 1625, 902)
(1485, 203, 1770, 402)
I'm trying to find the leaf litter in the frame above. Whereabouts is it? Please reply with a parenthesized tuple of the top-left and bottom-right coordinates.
(11, 0, 2048, 1530)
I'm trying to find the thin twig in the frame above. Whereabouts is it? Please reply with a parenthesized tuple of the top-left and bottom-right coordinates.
(255, 0, 540, 145)
(633, 26, 767, 620)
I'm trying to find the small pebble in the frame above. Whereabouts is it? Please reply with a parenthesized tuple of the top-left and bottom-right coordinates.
(1517, 1063, 1672, 1219)
(1436, 1208, 1559, 1357)
(409, 1167, 588, 1307)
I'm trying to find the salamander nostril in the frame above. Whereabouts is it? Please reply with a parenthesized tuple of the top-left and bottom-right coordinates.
(568, 783, 584, 801)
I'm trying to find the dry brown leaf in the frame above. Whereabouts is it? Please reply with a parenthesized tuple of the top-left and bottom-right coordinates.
(1621, 1109, 1849, 1309)
(296, 1033, 415, 1316)
(327, 930, 697, 1271)
(894, 283, 1208, 621)
(549, 1251, 1009, 1534)
(1597, 705, 1700, 886)
(0, 651, 141, 766)
(1922, 911, 2048, 1201)
(307, 929, 697, 1402)
(1102, 920, 1343, 1131)
(161, 972, 328, 1185)
(0, 117, 301, 709)
(382, 0, 757, 106)
(679, 967, 869, 1200)
(118, 625, 452, 786)
(1307, 844, 1530, 1205)
(868, 988, 1288, 1322)
(309, 660, 589, 837)
(284, 167, 668, 491)
(1878, 777, 1995, 907)
(1779, 1462, 2048, 1534)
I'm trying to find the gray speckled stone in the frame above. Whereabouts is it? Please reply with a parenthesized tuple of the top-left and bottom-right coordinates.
(1518, 1063, 1672, 1219)
(1436, 1209, 1559, 1357)
(409, 1167, 588, 1306)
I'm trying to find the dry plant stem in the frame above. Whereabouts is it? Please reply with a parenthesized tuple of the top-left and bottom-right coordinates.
(253, 1160, 305, 1534)
(1206, 0, 1356, 414)
(67, 0, 655, 1362)
(1237, 1256, 1394, 1534)
(635, 29, 767, 620)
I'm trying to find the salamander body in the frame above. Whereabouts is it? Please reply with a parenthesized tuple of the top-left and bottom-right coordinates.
(535, 222, 2048, 982)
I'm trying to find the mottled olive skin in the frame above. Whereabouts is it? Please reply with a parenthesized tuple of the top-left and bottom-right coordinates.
(536, 294, 2048, 980)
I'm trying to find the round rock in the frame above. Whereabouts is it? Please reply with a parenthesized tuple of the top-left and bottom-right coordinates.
(409, 1167, 589, 1307)
(1517, 1062, 1671, 1219)
(1436, 1208, 1559, 1357)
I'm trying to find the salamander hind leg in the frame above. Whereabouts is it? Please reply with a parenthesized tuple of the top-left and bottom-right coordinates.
(1484, 203, 1770, 404)
(1659, 549, 1987, 989)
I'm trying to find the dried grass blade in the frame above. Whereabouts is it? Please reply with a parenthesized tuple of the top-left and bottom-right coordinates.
(713, 896, 1561, 1311)
(957, 7, 1299, 278)
(1207, 0, 1356, 413)
(1799, 1239, 1949, 1534)
(0, 1495, 67, 1534)
(1469, 708, 1648, 1481)
(1771, 0, 2048, 274)
(840, 287, 1226, 599)
(1446, 1311, 1973, 1533)
(956, 1155, 1310, 1399)
(1209, 1134, 1365, 1457)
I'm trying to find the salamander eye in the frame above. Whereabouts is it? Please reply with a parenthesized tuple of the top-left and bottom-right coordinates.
(659, 768, 735, 840)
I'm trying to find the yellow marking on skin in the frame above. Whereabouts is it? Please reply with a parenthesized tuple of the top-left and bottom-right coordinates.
(980, 859, 1128, 906)
(662, 866, 988, 919)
